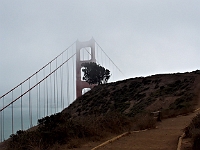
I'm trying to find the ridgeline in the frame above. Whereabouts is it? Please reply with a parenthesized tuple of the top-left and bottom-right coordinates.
(63, 70, 200, 118)
(3, 70, 200, 150)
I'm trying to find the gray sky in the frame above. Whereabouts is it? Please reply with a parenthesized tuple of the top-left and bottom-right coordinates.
(1, 0, 200, 95)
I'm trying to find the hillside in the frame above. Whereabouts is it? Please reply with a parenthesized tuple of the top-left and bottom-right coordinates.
(63, 70, 200, 118)
(2, 70, 200, 150)
(93, 110, 200, 150)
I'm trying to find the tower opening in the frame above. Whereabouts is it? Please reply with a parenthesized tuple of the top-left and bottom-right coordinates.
(80, 47, 91, 61)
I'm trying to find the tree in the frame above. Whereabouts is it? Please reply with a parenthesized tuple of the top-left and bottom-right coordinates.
(81, 62, 110, 85)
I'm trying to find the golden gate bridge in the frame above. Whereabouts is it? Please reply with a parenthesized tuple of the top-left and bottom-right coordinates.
(0, 38, 124, 142)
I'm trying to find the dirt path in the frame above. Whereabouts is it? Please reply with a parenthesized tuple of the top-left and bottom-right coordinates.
(1, 112, 199, 150)
(90, 111, 199, 150)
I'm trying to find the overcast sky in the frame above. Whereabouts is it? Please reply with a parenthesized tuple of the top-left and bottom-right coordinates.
(1, 0, 200, 95)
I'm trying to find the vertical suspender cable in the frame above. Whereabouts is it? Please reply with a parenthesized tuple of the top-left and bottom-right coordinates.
(36, 73, 38, 120)
(29, 78, 32, 127)
(21, 84, 23, 130)
(0, 105, 1, 142)
(60, 66, 63, 109)
(86, 48, 88, 60)
(31, 79, 33, 127)
(54, 71, 56, 113)
(61, 54, 63, 109)
(39, 83, 41, 119)
(67, 50, 70, 106)
(63, 55, 64, 108)
(46, 72, 48, 116)
(101, 47, 103, 66)
(43, 69, 45, 117)
(56, 59, 59, 112)
(95, 44, 99, 63)
(72, 55, 75, 100)
(108, 58, 111, 82)
(89, 47, 90, 60)
(0, 41, 78, 141)
(113, 66, 115, 81)
(62, 54, 64, 109)
(2, 97, 4, 140)
(0, 99, 2, 142)
(12, 91, 14, 134)
(83, 48, 84, 60)
(50, 62, 52, 114)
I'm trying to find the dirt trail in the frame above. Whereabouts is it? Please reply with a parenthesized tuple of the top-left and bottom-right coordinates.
(94, 112, 200, 150)
(0, 112, 198, 150)
(90, 78, 200, 150)
(0, 111, 199, 150)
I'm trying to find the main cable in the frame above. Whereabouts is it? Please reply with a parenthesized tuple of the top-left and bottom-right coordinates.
(94, 40, 126, 77)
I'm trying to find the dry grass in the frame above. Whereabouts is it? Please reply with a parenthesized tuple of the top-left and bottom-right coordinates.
(133, 113, 157, 130)
(5, 112, 157, 150)
(5, 71, 200, 149)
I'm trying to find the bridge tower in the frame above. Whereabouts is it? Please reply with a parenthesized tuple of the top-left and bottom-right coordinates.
(76, 38, 96, 98)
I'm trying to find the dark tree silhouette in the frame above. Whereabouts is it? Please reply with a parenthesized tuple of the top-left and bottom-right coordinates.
(81, 62, 110, 85)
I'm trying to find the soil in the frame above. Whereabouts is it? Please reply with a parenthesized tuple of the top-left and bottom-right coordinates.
(1, 72, 200, 150)
(0, 110, 198, 150)
(96, 115, 192, 150)
(72, 110, 199, 150)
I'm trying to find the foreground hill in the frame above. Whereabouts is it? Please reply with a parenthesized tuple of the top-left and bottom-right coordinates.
(2, 70, 200, 150)
(94, 109, 200, 150)
(63, 70, 200, 118)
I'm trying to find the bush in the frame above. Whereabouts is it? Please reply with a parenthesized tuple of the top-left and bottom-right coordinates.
(193, 132, 200, 150)
(8, 130, 41, 150)
(184, 113, 200, 150)
(134, 113, 156, 130)
(7, 112, 136, 150)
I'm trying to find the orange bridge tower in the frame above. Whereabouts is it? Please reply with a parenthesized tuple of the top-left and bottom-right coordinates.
(76, 38, 96, 98)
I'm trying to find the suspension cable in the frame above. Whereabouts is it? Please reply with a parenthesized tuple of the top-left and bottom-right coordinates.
(0, 53, 76, 112)
(94, 40, 125, 77)
(0, 42, 76, 100)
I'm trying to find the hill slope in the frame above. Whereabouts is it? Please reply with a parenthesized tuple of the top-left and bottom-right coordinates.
(95, 110, 200, 150)
(63, 70, 200, 118)
(2, 70, 200, 150)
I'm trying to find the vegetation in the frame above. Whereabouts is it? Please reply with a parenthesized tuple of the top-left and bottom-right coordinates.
(184, 113, 200, 150)
(81, 62, 110, 85)
(7, 112, 156, 150)
(66, 75, 196, 118)
(6, 71, 200, 149)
